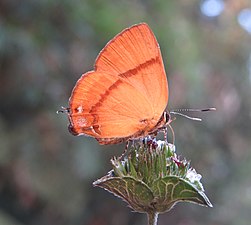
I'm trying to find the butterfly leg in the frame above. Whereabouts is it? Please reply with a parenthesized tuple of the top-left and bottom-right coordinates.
(166, 123, 175, 145)
(118, 140, 131, 160)
(164, 126, 168, 143)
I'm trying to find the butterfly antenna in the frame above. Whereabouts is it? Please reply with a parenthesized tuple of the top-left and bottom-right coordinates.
(171, 107, 216, 112)
(170, 112, 202, 121)
(170, 107, 216, 121)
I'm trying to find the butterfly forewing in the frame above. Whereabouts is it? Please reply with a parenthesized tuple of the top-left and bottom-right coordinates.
(95, 23, 168, 113)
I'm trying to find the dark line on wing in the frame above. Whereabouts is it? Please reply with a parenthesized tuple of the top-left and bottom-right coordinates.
(119, 56, 158, 78)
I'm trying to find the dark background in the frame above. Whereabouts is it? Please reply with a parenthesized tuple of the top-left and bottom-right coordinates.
(1, 0, 251, 224)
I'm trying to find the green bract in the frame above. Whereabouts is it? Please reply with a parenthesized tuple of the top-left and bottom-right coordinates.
(93, 140, 212, 214)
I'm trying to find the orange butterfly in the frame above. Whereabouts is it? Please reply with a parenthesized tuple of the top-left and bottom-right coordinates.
(66, 23, 170, 144)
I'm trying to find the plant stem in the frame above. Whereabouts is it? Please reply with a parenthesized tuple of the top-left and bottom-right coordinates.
(147, 211, 158, 225)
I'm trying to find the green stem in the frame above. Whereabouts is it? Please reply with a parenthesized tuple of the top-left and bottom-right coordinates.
(147, 211, 158, 225)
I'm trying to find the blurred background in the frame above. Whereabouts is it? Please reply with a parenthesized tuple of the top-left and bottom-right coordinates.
(0, 0, 251, 224)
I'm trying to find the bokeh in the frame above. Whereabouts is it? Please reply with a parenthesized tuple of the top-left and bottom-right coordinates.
(1, 0, 251, 224)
